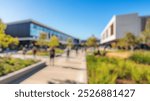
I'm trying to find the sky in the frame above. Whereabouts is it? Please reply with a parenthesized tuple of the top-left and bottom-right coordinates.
(0, 0, 150, 40)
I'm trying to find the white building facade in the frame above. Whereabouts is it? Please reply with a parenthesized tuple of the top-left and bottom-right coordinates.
(100, 13, 150, 45)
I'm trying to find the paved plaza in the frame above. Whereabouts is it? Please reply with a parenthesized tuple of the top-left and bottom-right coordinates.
(0, 50, 87, 84)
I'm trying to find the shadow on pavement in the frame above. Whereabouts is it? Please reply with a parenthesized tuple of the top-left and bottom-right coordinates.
(53, 65, 85, 71)
(60, 55, 76, 59)
(9, 65, 47, 84)
(48, 79, 80, 84)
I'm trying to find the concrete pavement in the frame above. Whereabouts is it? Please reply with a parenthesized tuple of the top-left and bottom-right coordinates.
(1, 50, 87, 84)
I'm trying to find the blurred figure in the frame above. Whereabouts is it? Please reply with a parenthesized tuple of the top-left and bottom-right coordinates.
(81, 47, 84, 53)
(49, 47, 55, 66)
(32, 47, 37, 58)
(0, 47, 2, 53)
(66, 47, 70, 58)
(75, 46, 79, 55)
(84, 47, 87, 52)
(6, 48, 10, 55)
(97, 50, 101, 55)
(22, 47, 27, 57)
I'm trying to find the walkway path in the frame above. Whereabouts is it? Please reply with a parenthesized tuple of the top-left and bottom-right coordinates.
(4, 50, 87, 84)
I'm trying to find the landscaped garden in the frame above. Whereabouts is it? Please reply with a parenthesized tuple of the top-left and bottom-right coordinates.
(86, 18, 150, 84)
(0, 57, 38, 77)
(87, 51, 150, 84)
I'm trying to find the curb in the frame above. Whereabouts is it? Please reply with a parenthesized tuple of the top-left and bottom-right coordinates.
(0, 61, 46, 84)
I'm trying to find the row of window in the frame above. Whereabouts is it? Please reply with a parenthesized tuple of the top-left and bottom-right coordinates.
(102, 24, 114, 40)
(30, 24, 72, 41)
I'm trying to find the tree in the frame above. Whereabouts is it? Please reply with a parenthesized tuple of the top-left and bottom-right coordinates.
(125, 32, 138, 49)
(140, 18, 150, 44)
(49, 35, 59, 47)
(0, 19, 6, 33)
(117, 32, 139, 50)
(0, 19, 7, 48)
(36, 32, 48, 47)
(3, 35, 19, 48)
(0, 19, 19, 48)
(86, 36, 97, 48)
(86, 35, 98, 52)
(67, 38, 73, 48)
(146, 18, 150, 30)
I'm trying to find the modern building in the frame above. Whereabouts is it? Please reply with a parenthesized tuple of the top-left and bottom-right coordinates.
(6, 19, 79, 46)
(100, 13, 150, 45)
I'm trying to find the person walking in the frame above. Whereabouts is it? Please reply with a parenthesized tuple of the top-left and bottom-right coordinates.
(22, 47, 27, 58)
(32, 47, 37, 58)
(49, 47, 55, 66)
(66, 47, 70, 58)
(84, 47, 87, 52)
(75, 46, 79, 55)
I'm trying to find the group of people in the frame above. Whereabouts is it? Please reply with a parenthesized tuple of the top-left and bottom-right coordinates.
(48, 47, 75, 66)
(22, 46, 80, 66)
(50, 46, 81, 65)
(22, 46, 37, 58)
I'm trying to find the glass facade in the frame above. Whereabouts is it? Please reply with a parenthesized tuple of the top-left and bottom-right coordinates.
(30, 23, 73, 43)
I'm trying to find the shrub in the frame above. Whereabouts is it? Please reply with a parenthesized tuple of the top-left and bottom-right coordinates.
(87, 55, 150, 84)
(129, 51, 150, 65)
(0, 57, 37, 76)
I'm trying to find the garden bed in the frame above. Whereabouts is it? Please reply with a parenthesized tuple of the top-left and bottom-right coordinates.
(0, 57, 46, 83)
(87, 51, 150, 84)
(0, 57, 38, 76)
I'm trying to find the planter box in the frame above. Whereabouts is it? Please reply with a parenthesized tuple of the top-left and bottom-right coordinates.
(0, 61, 46, 84)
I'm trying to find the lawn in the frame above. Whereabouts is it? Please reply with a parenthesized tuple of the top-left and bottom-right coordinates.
(87, 51, 150, 84)
(0, 57, 38, 76)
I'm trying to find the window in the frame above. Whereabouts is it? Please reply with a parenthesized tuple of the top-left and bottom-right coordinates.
(110, 24, 114, 35)
(103, 34, 105, 40)
(30, 23, 72, 42)
(33, 24, 37, 29)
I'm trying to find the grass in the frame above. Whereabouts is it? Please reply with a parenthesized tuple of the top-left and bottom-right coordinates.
(0, 57, 38, 76)
(87, 51, 150, 84)
(27, 48, 64, 56)
(129, 51, 150, 65)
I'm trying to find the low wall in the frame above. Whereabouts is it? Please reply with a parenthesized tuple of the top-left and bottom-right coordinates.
(0, 61, 46, 84)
